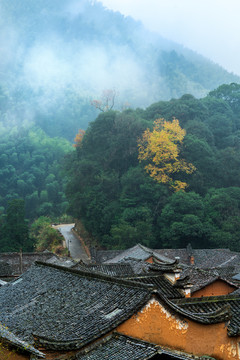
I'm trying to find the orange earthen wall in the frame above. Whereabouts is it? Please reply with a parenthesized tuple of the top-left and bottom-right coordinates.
(0, 346, 28, 360)
(192, 279, 236, 297)
(117, 297, 240, 360)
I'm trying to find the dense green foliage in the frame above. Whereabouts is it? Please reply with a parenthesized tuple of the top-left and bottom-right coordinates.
(30, 216, 65, 254)
(1, 0, 240, 253)
(0, 199, 31, 252)
(0, 126, 72, 220)
(65, 83, 240, 251)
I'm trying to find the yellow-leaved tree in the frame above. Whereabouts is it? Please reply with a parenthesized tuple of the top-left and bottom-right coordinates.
(138, 118, 196, 191)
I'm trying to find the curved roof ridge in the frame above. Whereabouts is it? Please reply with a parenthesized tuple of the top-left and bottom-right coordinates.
(0, 323, 45, 358)
(137, 243, 152, 253)
(159, 294, 231, 324)
(138, 244, 175, 263)
(150, 258, 180, 269)
(34, 261, 153, 290)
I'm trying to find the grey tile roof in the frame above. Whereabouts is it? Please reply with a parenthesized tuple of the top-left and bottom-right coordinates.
(214, 266, 240, 280)
(75, 333, 211, 360)
(75, 333, 157, 360)
(191, 249, 240, 268)
(118, 257, 181, 275)
(173, 294, 240, 336)
(155, 248, 240, 268)
(155, 249, 190, 264)
(104, 244, 173, 264)
(0, 252, 58, 276)
(72, 260, 184, 299)
(90, 249, 123, 263)
(46, 256, 77, 268)
(0, 262, 151, 351)
(155, 294, 231, 326)
(0, 323, 45, 358)
(73, 258, 181, 278)
(232, 273, 240, 281)
(93, 245, 240, 270)
(93, 245, 240, 271)
(72, 261, 135, 276)
(148, 259, 181, 272)
(178, 266, 239, 293)
(122, 274, 184, 299)
(0, 261, 12, 277)
(119, 258, 151, 274)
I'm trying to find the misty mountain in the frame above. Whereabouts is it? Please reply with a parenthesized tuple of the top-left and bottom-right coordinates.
(0, 0, 239, 140)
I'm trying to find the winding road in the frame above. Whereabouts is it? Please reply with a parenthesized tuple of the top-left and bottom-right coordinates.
(55, 224, 90, 262)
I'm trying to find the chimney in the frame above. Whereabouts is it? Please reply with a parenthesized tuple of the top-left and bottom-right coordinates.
(183, 287, 191, 298)
(174, 271, 181, 281)
(183, 283, 193, 298)
(189, 255, 195, 265)
(186, 243, 194, 266)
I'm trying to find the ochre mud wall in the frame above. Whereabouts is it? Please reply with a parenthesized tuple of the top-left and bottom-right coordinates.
(192, 279, 236, 297)
(0, 346, 28, 360)
(117, 298, 239, 360)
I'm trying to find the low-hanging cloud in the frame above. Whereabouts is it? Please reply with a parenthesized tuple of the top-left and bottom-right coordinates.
(0, 0, 186, 134)
(18, 22, 158, 112)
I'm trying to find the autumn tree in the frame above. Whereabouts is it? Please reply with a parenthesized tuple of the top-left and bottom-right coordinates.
(73, 129, 85, 148)
(138, 118, 196, 191)
(91, 89, 117, 112)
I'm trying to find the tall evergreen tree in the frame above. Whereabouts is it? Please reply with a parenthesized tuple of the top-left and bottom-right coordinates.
(2, 199, 31, 252)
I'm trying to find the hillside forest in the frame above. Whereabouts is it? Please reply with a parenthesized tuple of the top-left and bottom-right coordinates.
(1, 1, 240, 253)
(65, 83, 240, 252)
(1, 84, 240, 251)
